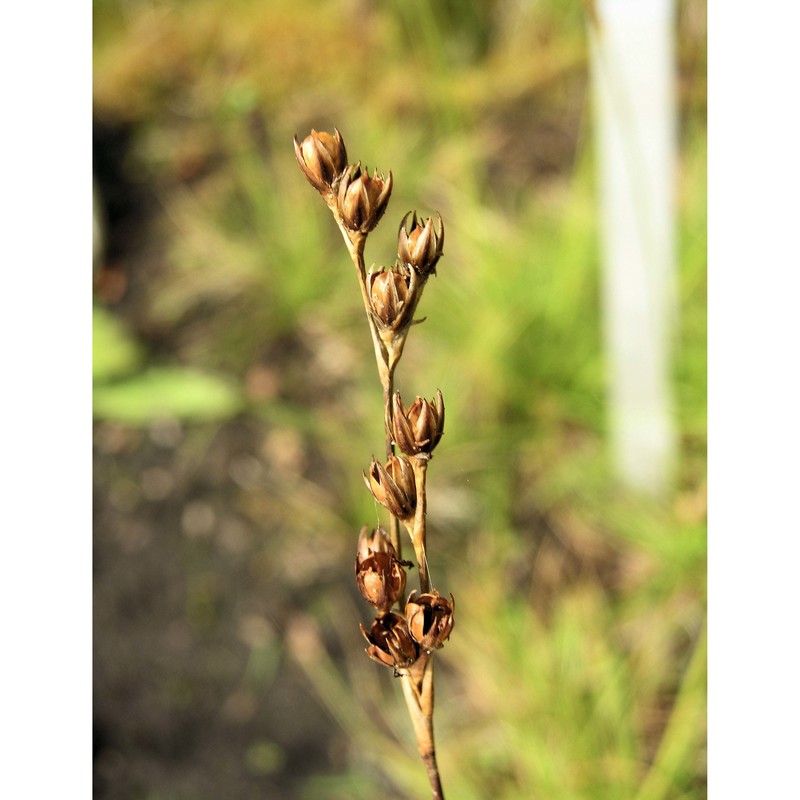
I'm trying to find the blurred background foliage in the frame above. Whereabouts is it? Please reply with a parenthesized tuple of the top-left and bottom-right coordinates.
(93, 0, 706, 798)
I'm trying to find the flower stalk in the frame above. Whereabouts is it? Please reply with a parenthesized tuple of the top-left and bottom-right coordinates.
(295, 128, 455, 799)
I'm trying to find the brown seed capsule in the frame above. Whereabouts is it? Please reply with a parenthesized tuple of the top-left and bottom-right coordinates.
(356, 524, 396, 561)
(391, 389, 445, 456)
(397, 211, 444, 276)
(363, 455, 417, 521)
(355, 526, 409, 611)
(367, 267, 412, 329)
(293, 129, 348, 197)
(405, 590, 455, 652)
(360, 612, 419, 669)
(338, 162, 393, 234)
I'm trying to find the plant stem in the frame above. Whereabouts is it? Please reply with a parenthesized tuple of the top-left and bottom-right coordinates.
(408, 457, 430, 593)
(382, 366, 403, 556)
(340, 226, 403, 556)
(341, 231, 389, 384)
(400, 656, 444, 799)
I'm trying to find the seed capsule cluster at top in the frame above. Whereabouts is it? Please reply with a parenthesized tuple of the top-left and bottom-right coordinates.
(293, 129, 394, 235)
(294, 128, 443, 263)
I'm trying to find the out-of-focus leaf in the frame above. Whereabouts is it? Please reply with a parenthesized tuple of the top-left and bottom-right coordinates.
(93, 367, 244, 424)
(93, 305, 142, 382)
(244, 740, 286, 776)
(299, 772, 378, 800)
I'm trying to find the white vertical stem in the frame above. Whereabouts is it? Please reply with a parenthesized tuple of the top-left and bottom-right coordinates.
(589, 0, 678, 496)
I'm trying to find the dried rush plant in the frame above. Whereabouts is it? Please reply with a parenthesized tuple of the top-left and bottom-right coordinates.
(294, 129, 455, 799)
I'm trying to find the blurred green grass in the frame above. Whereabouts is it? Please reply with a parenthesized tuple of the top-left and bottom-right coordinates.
(94, 0, 706, 797)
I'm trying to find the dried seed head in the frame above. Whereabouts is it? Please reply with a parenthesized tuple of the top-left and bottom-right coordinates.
(356, 524, 396, 561)
(363, 455, 417, 521)
(338, 163, 393, 234)
(405, 590, 455, 652)
(360, 612, 420, 669)
(398, 211, 444, 276)
(293, 128, 348, 198)
(355, 526, 409, 611)
(356, 552, 407, 611)
(368, 267, 412, 329)
(391, 389, 445, 456)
